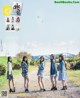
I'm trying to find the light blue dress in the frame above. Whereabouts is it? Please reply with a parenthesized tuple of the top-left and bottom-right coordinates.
(22, 61, 28, 77)
(58, 61, 68, 80)
(50, 60, 57, 77)
(37, 62, 45, 77)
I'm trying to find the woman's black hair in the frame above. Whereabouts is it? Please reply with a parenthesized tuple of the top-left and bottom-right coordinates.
(40, 56, 44, 64)
(59, 54, 64, 62)
(7, 56, 12, 63)
(50, 54, 56, 62)
(22, 56, 28, 64)
(50, 54, 54, 59)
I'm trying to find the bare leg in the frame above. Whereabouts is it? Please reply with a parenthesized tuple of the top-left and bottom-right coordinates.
(12, 79, 15, 88)
(26, 76, 29, 89)
(41, 77, 44, 89)
(38, 76, 42, 89)
(65, 80, 67, 86)
(24, 78, 26, 89)
(54, 76, 57, 87)
(8, 80, 11, 89)
(51, 77, 54, 87)
(62, 80, 65, 86)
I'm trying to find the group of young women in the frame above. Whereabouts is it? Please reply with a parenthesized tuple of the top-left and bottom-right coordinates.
(7, 54, 68, 93)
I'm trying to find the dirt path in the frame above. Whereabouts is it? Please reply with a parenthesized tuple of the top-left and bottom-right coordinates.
(6, 62, 80, 98)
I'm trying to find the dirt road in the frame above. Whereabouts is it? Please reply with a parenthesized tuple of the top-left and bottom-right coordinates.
(3, 62, 80, 98)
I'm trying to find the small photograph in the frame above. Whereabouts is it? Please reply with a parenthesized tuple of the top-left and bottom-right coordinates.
(12, 2, 23, 16)
(11, 17, 15, 23)
(6, 24, 10, 30)
(16, 17, 20, 23)
(11, 24, 15, 30)
(6, 17, 10, 22)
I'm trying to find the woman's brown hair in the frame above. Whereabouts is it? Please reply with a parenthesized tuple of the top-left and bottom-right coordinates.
(59, 54, 64, 62)
(40, 56, 44, 64)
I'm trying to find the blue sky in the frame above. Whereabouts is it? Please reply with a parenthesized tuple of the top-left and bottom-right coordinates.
(0, 0, 80, 56)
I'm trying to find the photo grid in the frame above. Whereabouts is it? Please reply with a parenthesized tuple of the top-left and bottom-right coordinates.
(5, 2, 23, 32)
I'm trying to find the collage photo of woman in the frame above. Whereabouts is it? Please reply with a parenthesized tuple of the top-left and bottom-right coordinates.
(5, 2, 23, 32)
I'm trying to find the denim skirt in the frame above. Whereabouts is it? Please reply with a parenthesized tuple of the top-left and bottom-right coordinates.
(37, 70, 44, 77)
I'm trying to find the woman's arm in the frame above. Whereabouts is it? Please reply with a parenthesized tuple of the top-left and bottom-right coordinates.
(41, 62, 45, 70)
(61, 61, 65, 73)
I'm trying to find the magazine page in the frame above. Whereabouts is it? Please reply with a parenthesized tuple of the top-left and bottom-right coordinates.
(0, 0, 80, 98)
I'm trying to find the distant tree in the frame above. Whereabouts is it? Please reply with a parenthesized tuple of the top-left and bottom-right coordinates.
(16, 52, 31, 59)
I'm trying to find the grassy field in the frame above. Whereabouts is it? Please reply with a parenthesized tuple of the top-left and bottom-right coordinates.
(0, 56, 37, 90)
(0, 56, 7, 66)
(67, 70, 80, 86)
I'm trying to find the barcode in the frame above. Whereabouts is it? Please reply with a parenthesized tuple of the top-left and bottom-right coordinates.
(1, 91, 8, 97)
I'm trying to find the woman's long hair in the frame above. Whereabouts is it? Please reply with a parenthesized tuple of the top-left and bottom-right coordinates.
(7, 56, 12, 63)
(50, 54, 55, 62)
(40, 56, 44, 64)
(59, 54, 64, 62)
(22, 56, 28, 65)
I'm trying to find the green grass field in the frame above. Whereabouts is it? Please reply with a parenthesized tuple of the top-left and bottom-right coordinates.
(67, 70, 80, 86)
(0, 56, 7, 66)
